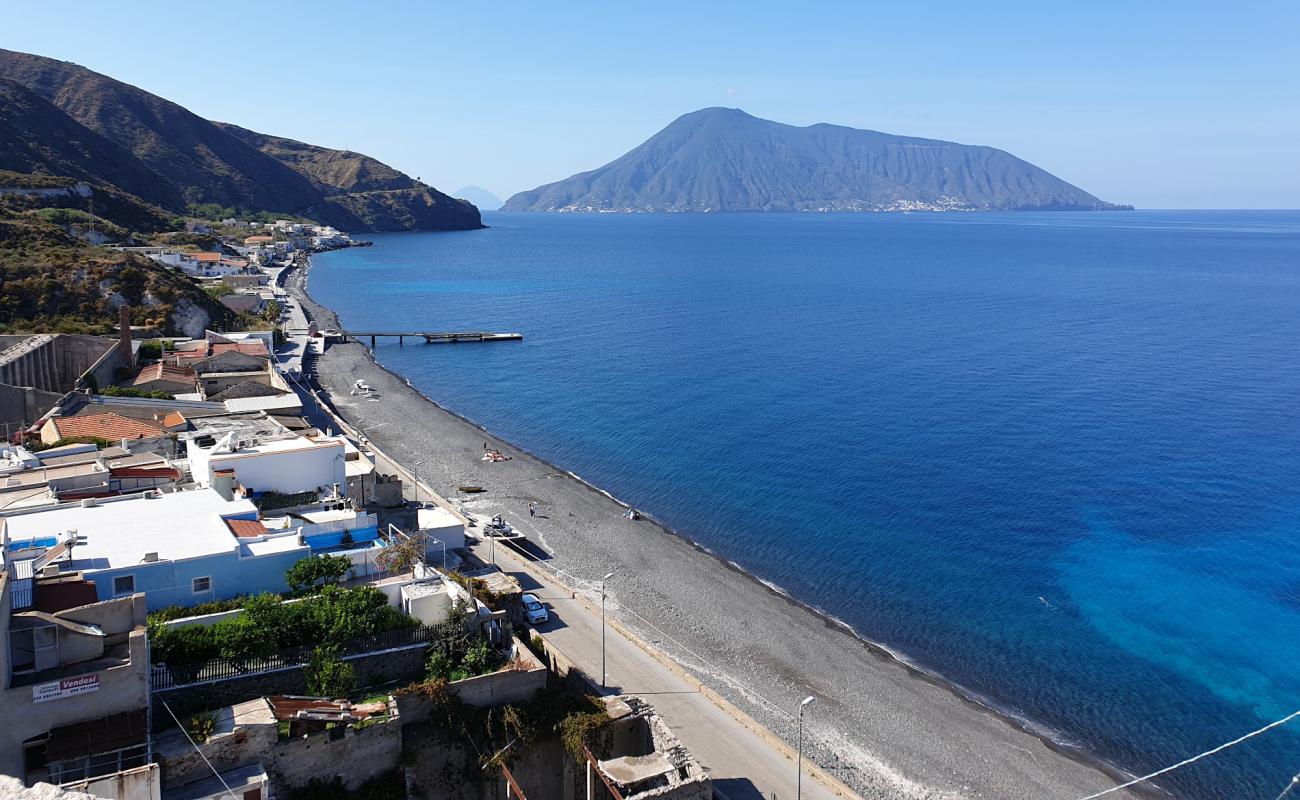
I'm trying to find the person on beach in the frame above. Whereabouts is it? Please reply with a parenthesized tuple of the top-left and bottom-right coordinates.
(529, 502, 536, 517)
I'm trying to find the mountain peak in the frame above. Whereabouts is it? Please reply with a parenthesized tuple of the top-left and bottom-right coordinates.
(504, 109, 1122, 213)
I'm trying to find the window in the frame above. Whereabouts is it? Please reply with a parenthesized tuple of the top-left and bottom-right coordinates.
(192, 577, 212, 594)
(112, 575, 135, 596)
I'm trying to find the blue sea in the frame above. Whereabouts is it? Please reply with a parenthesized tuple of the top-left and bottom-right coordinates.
(313, 210, 1300, 799)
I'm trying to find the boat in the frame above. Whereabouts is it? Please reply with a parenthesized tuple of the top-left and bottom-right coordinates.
(458, 485, 485, 493)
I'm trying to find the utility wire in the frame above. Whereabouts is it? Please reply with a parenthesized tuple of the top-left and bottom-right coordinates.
(1073, 709, 1300, 800)
(160, 697, 236, 798)
(1274, 771, 1300, 800)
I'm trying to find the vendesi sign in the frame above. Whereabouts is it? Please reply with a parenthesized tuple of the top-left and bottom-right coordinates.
(32, 673, 100, 703)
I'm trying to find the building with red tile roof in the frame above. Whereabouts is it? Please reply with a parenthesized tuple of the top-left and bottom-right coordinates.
(40, 412, 166, 445)
(224, 517, 269, 539)
(130, 363, 197, 395)
(169, 340, 269, 366)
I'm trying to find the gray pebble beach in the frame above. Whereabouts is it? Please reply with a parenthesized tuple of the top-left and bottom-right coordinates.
(287, 259, 1146, 800)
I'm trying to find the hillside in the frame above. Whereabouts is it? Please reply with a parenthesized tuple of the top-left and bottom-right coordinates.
(322, 187, 485, 231)
(0, 79, 182, 208)
(504, 107, 1125, 213)
(0, 168, 175, 234)
(0, 49, 322, 213)
(215, 122, 417, 193)
(0, 48, 481, 231)
(0, 204, 230, 337)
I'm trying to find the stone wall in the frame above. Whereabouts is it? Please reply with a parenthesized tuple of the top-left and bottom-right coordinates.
(157, 697, 401, 794)
(269, 715, 402, 792)
(156, 700, 278, 790)
(395, 638, 545, 721)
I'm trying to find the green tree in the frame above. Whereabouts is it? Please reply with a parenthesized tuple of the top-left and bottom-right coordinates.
(285, 554, 351, 596)
(305, 644, 355, 698)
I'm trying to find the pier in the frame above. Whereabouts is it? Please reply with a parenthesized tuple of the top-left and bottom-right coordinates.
(348, 331, 523, 347)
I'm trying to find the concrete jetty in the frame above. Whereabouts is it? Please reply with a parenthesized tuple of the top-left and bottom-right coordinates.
(347, 331, 523, 347)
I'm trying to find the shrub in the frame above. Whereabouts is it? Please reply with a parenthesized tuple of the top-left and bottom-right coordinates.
(186, 711, 218, 743)
(375, 530, 429, 576)
(148, 595, 253, 623)
(148, 586, 416, 665)
(26, 436, 111, 452)
(447, 571, 509, 611)
(305, 645, 355, 698)
(97, 385, 174, 400)
(561, 708, 612, 762)
(396, 677, 462, 728)
(424, 605, 501, 682)
(527, 633, 547, 661)
(255, 490, 318, 511)
(149, 622, 219, 665)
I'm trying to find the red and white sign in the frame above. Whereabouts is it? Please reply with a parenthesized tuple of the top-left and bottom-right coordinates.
(32, 673, 100, 703)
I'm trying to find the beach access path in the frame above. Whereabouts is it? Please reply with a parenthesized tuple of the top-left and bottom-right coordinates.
(284, 260, 1147, 800)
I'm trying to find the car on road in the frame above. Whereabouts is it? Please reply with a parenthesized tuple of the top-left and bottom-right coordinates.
(522, 593, 549, 624)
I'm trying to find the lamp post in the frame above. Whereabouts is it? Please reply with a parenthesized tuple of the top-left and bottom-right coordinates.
(601, 572, 615, 689)
(798, 695, 815, 800)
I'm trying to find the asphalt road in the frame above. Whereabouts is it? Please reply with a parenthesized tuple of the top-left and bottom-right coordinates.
(465, 521, 851, 800)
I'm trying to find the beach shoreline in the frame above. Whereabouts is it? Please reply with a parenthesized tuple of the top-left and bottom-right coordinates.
(286, 251, 1155, 800)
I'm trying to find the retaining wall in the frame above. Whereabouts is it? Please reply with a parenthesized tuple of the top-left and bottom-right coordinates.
(152, 643, 427, 728)
(270, 714, 402, 792)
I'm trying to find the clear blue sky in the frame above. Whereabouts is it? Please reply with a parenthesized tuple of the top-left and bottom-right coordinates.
(5, 1, 1298, 208)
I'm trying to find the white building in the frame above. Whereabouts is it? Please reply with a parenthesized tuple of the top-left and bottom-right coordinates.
(187, 432, 345, 498)
(416, 506, 466, 552)
(0, 489, 308, 608)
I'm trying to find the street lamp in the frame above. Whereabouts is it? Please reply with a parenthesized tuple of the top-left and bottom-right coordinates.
(601, 572, 615, 689)
(798, 695, 815, 800)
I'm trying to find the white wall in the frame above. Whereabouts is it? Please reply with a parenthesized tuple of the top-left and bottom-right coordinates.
(416, 508, 465, 551)
(198, 440, 345, 495)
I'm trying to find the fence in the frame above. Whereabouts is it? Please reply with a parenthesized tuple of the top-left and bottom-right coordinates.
(150, 625, 430, 691)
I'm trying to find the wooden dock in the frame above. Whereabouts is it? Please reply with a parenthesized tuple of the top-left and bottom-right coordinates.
(349, 331, 523, 347)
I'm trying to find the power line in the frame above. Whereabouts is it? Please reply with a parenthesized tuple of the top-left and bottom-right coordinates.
(159, 697, 236, 798)
(1274, 771, 1299, 800)
(1073, 709, 1300, 800)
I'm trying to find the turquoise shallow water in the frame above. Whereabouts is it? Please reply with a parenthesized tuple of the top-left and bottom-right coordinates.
(313, 210, 1300, 799)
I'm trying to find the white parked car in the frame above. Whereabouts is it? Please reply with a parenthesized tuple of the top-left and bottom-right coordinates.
(522, 593, 549, 625)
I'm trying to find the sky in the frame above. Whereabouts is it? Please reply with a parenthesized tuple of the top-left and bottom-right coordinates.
(4, 1, 1299, 208)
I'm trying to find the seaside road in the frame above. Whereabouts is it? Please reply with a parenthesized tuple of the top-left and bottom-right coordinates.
(466, 532, 849, 800)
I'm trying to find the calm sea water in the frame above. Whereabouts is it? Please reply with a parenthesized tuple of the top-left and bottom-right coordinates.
(313, 211, 1300, 799)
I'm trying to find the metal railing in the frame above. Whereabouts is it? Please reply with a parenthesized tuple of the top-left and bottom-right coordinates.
(150, 625, 429, 692)
(45, 742, 151, 785)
